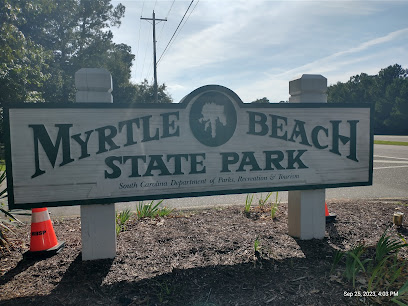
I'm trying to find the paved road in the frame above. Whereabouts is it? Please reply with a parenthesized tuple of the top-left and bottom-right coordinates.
(40, 138, 408, 217)
(374, 135, 408, 142)
(327, 143, 408, 199)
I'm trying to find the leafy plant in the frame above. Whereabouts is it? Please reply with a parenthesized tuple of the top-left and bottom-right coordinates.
(271, 192, 280, 219)
(156, 206, 174, 218)
(368, 255, 405, 293)
(254, 237, 261, 253)
(332, 230, 408, 304)
(135, 200, 172, 219)
(258, 192, 273, 208)
(115, 208, 133, 235)
(136, 200, 162, 218)
(244, 194, 254, 214)
(156, 281, 173, 303)
(367, 231, 408, 293)
(0, 210, 13, 253)
(253, 237, 262, 263)
(396, 201, 408, 207)
(391, 279, 408, 306)
(0, 169, 7, 199)
(375, 230, 407, 263)
(343, 245, 371, 288)
(331, 250, 345, 273)
(0, 166, 22, 253)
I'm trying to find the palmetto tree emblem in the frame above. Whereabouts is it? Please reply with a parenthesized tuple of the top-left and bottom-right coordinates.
(189, 91, 237, 147)
(198, 102, 227, 138)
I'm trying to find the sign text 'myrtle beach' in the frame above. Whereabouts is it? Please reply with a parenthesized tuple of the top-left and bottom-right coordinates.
(30, 110, 358, 179)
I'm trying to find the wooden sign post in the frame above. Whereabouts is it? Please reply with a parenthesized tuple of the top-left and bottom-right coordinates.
(288, 74, 328, 239)
(75, 68, 116, 260)
(4, 71, 373, 259)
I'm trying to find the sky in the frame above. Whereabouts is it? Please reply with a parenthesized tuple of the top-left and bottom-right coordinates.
(110, 0, 408, 103)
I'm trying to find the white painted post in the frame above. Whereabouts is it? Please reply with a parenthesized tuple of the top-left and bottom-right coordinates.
(75, 68, 116, 260)
(288, 74, 327, 240)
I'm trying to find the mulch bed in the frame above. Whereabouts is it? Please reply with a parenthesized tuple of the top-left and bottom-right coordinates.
(1, 199, 408, 305)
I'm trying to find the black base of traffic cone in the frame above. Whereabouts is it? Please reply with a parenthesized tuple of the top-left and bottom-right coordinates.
(326, 214, 337, 223)
(23, 241, 66, 259)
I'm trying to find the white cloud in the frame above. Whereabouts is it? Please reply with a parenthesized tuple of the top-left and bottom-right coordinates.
(236, 27, 408, 101)
(111, 1, 408, 103)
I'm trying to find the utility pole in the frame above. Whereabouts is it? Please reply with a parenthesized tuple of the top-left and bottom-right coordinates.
(141, 11, 167, 103)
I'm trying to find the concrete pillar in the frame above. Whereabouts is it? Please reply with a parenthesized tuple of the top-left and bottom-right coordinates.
(288, 74, 327, 240)
(75, 68, 116, 260)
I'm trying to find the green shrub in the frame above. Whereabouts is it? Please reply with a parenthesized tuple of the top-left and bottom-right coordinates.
(115, 208, 133, 235)
(135, 200, 173, 219)
(0, 166, 22, 253)
(258, 192, 273, 208)
(332, 229, 408, 304)
(271, 191, 280, 219)
(244, 194, 253, 214)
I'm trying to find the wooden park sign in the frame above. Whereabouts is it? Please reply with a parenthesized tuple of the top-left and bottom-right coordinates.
(4, 85, 373, 209)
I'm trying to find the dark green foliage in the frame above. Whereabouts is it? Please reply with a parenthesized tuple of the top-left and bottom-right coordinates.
(0, 0, 51, 106)
(0, 0, 172, 141)
(115, 208, 133, 235)
(0, 165, 22, 253)
(114, 79, 173, 104)
(328, 64, 408, 135)
(331, 230, 408, 304)
(0, 0, 172, 104)
(251, 97, 270, 104)
(135, 200, 173, 219)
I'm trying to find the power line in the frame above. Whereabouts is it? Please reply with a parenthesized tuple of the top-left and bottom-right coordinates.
(166, 0, 176, 18)
(148, 0, 175, 82)
(140, 23, 149, 81)
(140, 1, 155, 81)
(170, 0, 199, 52)
(158, 0, 175, 41)
(157, 0, 194, 65)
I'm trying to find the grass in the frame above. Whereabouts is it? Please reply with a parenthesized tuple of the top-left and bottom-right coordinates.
(374, 140, 408, 146)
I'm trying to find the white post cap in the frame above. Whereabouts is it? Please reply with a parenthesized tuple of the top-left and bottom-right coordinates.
(75, 68, 113, 92)
(289, 74, 327, 103)
(75, 68, 113, 103)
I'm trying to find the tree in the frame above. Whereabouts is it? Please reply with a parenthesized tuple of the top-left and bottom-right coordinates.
(0, 0, 50, 105)
(251, 97, 270, 104)
(1, 1, 175, 106)
(10, 0, 172, 104)
(0, 0, 52, 142)
(118, 79, 172, 104)
(328, 64, 408, 134)
(12, 0, 127, 102)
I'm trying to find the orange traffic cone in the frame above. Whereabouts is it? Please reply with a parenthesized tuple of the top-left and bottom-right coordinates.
(325, 203, 336, 223)
(24, 208, 65, 258)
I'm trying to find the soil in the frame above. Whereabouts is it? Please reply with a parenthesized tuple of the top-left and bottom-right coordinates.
(1, 199, 408, 306)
